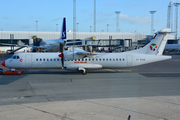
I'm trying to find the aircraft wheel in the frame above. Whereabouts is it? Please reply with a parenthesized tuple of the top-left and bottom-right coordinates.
(81, 70, 87, 75)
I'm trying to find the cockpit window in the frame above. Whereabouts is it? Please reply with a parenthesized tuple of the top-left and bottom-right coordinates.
(10, 55, 20, 59)
(13, 56, 17, 59)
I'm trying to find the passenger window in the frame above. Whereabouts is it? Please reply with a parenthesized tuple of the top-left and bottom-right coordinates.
(40, 59, 42, 61)
(57, 59, 59, 61)
(17, 56, 20, 59)
(110, 59, 111, 61)
(85, 59, 87, 61)
(96, 59, 98, 61)
(113, 59, 115, 61)
(103, 59, 105, 61)
(116, 59, 118, 61)
(89, 59, 91, 61)
(119, 59, 121, 61)
(82, 59, 84, 61)
(92, 59, 94, 61)
(43, 59, 45, 61)
(54, 59, 56, 61)
(99, 59, 101, 61)
(50, 59, 52, 61)
(47, 59, 49, 61)
(36, 59, 38, 61)
(106, 59, 108, 61)
(123, 59, 125, 61)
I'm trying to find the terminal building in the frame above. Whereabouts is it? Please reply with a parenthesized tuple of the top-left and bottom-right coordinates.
(0, 31, 150, 52)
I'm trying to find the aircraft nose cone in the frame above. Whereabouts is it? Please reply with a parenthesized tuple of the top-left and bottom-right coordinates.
(1, 61, 5, 67)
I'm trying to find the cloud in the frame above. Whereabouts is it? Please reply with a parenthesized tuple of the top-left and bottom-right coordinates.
(81, 10, 88, 13)
(107, 3, 117, 7)
(104, 13, 114, 17)
(29, 16, 34, 19)
(83, 18, 93, 23)
(119, 14, 150, 25)
(89, 12, 103, 16)
(21, 24, 35, 29)
(128, 4, 141, 8)
(172, 0, 180, 3)
(52, 17, 63, 21)
(97, 18, 108, 24)
(2, 17, 8, 19)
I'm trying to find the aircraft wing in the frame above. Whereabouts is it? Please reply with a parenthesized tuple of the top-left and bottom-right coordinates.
(66, 41, 82, 45)
(76, 51, 97, 58)
(65, 44, 99, 47)
(76, 51, 97, 55)
(0, 43, 29, 47)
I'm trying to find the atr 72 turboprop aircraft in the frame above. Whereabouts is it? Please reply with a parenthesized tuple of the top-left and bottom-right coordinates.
(2, 28, 173, 75)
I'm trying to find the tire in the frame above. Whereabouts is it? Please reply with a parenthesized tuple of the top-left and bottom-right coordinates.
(81, 70, 87, 75)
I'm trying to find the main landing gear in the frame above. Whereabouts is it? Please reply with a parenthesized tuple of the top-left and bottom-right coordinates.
(78, 67, 87, 75)
(81, 70, 87, 75)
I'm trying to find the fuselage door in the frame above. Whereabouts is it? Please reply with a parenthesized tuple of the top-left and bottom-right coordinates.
(126, 55, 132, 67)
(25, 55, 32, 67)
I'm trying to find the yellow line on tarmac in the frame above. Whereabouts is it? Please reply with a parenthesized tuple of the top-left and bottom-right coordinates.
(104, 69, 116, 72)
(118, 70, 132, 72)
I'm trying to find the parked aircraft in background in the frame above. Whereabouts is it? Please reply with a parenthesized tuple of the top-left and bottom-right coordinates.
(1, 28, 173, 74)
(0, 17, 79, 53)
(165, 44, 180, 52)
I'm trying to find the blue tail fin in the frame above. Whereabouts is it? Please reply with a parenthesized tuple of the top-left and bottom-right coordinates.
(61, 17, 66, 39)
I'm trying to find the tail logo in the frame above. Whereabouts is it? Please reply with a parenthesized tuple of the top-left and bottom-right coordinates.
(150, 43, 157, 51)
(62, 31, 66, 39)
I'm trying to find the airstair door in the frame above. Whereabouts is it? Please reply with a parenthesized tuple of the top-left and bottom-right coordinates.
(25, 55, 32, 67)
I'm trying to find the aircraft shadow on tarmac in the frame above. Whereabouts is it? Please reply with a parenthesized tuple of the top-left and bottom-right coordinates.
(0, 75, 28, 85)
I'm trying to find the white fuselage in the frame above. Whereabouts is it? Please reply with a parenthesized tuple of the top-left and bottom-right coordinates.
(4, 52, 171, 71)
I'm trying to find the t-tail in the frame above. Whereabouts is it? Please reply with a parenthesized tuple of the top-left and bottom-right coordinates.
(61, 17, 66, 39)
(132, 28, 173, 55)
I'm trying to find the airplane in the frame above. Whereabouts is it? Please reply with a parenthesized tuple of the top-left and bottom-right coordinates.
(1, 28, 173, 75)
(0, 17, 79, 53)
(165, 44, 180, 52)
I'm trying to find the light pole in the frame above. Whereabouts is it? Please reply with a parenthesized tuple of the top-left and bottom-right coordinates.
(77, 23, 79, 32)
(115, 11, 121, 32)
(174, 3, 180, 39)
(90, 26, 92, 32)
(94, 0, 96, 32)
(107, 24, 109, 32)
(56, 24, 58, 32)
(36, 21, 38, 31)
(149, 11, 156, 35)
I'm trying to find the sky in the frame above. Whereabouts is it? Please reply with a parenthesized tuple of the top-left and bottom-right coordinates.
(1, 0, 180, 36)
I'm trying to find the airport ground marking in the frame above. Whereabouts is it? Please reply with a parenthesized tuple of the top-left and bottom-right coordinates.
(118, 70, 132, 72)
(104, 69, 116, 72)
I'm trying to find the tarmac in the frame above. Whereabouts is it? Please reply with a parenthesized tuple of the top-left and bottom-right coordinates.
(0, 53, 180, 120)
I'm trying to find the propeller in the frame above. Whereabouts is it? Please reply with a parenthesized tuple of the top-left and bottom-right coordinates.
(59, 43, 64, 69)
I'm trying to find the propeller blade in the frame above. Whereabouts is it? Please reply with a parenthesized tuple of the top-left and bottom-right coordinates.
(59, 43, 64, 69)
